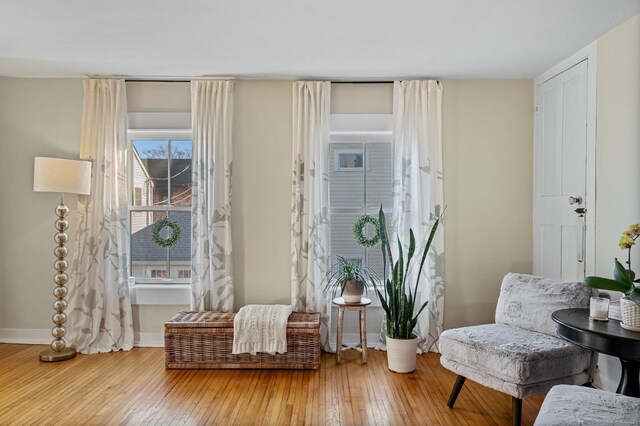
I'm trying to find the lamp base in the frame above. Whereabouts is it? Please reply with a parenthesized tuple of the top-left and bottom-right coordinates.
(39, 347, 76, 362)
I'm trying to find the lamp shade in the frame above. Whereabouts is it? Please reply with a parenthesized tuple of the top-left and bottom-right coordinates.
(33, 157, 92, 195)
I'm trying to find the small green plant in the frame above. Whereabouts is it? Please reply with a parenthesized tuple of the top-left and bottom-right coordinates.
(323, 256, 378, 298)
(585, 223, 640, 303)
(376, 205, 443, 339)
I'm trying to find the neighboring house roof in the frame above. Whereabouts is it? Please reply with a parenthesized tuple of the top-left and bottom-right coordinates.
(131, 212, 191, 262)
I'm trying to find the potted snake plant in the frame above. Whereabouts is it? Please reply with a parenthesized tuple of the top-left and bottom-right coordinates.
(323, 256, 378, 303)
(376, 205, 443, 373)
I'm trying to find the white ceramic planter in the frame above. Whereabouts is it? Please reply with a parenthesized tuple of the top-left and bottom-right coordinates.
(386, 335, 418, 373)
(343, 280, 365, 303)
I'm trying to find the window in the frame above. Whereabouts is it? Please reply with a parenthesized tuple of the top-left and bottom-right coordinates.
(329, 114, 394, 283)
(134, 187, 143, 206)
(129, 137, 193, 284)
(150, 269, 168, 278)
(334, 149, 367, 171)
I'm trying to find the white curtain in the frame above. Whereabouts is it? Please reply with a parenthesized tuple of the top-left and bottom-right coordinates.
(190, 80, 234, 312)
(67, 78, 134, 354)
(290, 81, 332, 351)
(389, 80, 445, 353)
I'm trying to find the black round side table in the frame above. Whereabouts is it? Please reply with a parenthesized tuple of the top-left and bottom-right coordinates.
(552, 308, 640, 397)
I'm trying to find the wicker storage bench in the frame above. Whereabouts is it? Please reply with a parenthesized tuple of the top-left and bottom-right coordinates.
(164, 311, 321, 370)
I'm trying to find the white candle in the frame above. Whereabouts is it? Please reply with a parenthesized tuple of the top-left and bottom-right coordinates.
(590, 307, 608, 319)
(589, 297, 609, 321)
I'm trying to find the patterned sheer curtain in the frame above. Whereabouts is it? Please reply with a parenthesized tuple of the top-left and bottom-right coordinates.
(190, 80, 234, 312)
(67, 78, 134, 354)
(391, 80, 444, 353)
(290, 81, 332, 351)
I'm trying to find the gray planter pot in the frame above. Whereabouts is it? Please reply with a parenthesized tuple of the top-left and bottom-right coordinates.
(343, 280, 365, 303)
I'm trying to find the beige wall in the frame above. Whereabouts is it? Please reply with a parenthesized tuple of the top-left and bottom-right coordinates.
(232, 80, 293, 308)
(0, 78, 84, 329)
(126, 82, 191, 112)
(594, 14, 640, 277)
(0, 77, 534, 338)
(592, 14, 640, 392)
(442, 80, 534, 329)
(332, 83, 393, 113)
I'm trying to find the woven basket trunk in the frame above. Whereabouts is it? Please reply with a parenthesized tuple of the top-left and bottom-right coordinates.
(164, 311, 321, 370)
(620, 296, 640, 328)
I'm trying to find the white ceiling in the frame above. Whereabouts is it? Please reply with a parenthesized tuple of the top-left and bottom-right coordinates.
(1, 0, 638, 80)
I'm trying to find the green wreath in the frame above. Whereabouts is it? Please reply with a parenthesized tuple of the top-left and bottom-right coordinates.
(152, 217, 182, 248)
(353, 215, 381, 248)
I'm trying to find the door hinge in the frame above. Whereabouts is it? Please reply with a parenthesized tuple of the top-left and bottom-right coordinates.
(535, 105, 540, 112)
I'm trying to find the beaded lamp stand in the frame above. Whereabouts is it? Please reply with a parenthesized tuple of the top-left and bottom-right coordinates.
(39, 196, 76, 362)
(33, 156, 91, 362)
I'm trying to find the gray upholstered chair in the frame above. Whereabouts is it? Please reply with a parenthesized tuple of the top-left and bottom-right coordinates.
(440, 273, 598, 426)
(534, 385, 640, 425)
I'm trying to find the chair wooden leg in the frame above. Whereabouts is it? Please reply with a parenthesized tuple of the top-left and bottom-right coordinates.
(447, 375, 466, 408)
(512, 397, 522, 426)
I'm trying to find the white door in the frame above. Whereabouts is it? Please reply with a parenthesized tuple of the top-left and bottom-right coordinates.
(534, 60, 589, 281)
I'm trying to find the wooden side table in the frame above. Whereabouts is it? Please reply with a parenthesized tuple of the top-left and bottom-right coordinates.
(333, 297, 371, 363)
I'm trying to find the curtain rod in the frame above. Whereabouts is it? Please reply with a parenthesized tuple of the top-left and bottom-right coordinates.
(331, 81, 393, 84)
(124, 76, 235, 82)
(124, 79, 191, 83)
(89, 76, 433, 84)
(88, 75, 235, 82)
(119, 79, 394, 84)
(121, 80, 394, 84)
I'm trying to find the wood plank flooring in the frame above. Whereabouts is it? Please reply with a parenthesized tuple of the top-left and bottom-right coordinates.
(0, 344, 543, 425)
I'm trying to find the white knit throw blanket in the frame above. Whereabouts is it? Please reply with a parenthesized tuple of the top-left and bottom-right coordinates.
(232, 305, 293, 355)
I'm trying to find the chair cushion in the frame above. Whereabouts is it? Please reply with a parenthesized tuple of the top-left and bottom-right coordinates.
(534, 385, 640, 425)
(495, 273, 593, 336)
(440, 323, 593, 385)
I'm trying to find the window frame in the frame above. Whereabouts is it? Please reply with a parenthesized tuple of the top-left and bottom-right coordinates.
(328, 139, 393, 266)
(128, 134, 193, 286)
(329, 114, 393, 307)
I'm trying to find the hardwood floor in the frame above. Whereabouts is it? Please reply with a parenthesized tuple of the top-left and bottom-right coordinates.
(0, 344, 543, 425)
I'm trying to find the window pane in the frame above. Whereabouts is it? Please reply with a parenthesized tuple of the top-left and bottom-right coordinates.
(365, 142, 393, 211)
(131, 211, 168, 279)
(328, 138, 392, 293)
(169, 140, 192, 206)
(130, 210, 191, 281)
(168, 211, 192, 278)
(366, 246, 384, 280)
(329, 143, 364, 208)
(132, 140, 170, 206)
(330, 213, 365, 263)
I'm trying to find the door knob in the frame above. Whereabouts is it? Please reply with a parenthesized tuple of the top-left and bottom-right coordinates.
(568, 196, 583, 205)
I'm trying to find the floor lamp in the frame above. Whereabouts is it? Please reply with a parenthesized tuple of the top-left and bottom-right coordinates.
(33, 157, 92, 362)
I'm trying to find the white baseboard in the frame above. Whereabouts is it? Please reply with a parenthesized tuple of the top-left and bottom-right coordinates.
(0, 328, 51, 344)
(593, 355, 621, 392)
(1, 329, 380, 350)
(0, 328, 165, 348)
(341, 332, 381, 348)
(134, 332, 164, 347)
